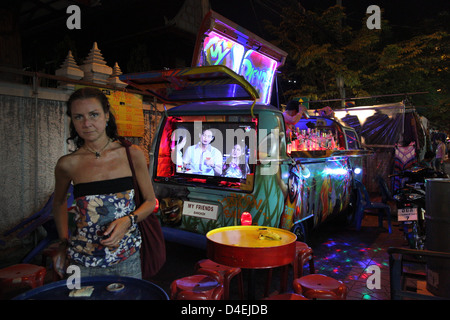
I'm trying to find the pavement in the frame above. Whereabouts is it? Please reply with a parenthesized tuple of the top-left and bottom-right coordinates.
(306, 212, 406, 300)
(149, 209, 429, 301)
(0, 195, 441, 301)
(151, 160, 449, 301)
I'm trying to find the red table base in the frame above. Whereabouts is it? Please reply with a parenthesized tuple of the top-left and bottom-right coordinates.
(206, 226, 297, 299)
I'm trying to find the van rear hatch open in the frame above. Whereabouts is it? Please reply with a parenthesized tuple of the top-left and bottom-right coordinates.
(119, 65, 259, 103)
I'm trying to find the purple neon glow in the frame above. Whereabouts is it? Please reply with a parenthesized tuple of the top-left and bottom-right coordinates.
(199, 31, 244, 73)
(239, 50, 277, 104)
(198, 31, 278, 104)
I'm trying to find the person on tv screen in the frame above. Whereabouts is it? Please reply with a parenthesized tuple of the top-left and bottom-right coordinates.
(183, 127, 223, 176)
(171, 127, 188, 172)
(222, 143, 250, 179)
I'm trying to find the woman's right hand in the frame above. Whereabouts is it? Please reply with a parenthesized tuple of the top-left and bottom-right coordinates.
(52, 241, 69, 279)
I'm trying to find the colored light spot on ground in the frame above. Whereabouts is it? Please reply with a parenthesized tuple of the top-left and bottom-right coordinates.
(363, 294, 371, 300)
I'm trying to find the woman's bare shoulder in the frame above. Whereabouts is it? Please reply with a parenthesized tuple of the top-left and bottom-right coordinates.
(55, 151, 81, 173)
(129, 144, 145, 157)
(128, 144, 148, 168)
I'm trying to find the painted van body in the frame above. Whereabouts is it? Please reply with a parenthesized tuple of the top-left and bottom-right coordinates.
(146, 99, 364, 244)
(120, 11, 366, 246)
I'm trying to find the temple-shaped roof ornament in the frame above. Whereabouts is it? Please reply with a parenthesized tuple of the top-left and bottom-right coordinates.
(108, 62, 127, 88)
(55, 50, 84, 90)
(80, 42, 112, 85)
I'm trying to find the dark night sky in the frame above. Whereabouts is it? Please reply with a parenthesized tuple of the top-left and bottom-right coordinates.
(17, 0, 450, 73)
(210, 0, 450, 39)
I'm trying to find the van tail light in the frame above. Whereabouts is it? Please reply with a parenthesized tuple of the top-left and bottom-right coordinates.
(241, 211, 252, 225)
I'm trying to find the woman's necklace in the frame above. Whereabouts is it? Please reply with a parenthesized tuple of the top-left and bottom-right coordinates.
(84, 138, 112, 159)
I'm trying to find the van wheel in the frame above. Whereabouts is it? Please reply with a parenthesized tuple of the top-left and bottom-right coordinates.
(292, 221, 308, 243)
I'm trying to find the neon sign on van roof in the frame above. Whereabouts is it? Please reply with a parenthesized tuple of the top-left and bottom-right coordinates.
(197, 31, 277, 104)
(192, 11, 287, 105)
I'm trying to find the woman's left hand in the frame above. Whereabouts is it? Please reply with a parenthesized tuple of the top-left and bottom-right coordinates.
(100, 217, 131, 248)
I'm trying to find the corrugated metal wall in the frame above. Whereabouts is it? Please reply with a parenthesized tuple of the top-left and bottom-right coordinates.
(0, 94, 68, 237)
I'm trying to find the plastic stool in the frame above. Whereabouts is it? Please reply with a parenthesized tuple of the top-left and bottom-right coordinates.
(170, 274, 224, 300)
(195, 259, 244, 300)
(264, 293, 309, 300)
(293, 274, 348, 300)
(0, 264, 46, 298)
(41, 242, 63, 281)
(264, 241, 315, 297)
(293, 241, 315, 278)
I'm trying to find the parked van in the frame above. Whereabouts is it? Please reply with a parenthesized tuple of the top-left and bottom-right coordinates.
(120, 11, 367, 246)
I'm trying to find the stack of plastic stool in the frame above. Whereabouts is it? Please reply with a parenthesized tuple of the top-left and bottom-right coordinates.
(0, 264, 46, 299)
(170, 274, 224, 300)
(194, 259, 244, 299)
(293, 274, 348, 300)
(41, 242, 63, 281)
(264, 241, 315, 297)
(293, 241, 315, 278)
(263, 293, 308, 300)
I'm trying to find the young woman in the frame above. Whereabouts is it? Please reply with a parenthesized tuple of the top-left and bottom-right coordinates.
(222, 143, 250, 179)
(52, 87, 156, 279)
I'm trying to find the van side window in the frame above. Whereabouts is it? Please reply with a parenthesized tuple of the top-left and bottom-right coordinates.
(345, 130, 359, 150)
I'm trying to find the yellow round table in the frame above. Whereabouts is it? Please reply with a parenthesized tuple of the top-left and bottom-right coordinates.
(206, 226, 297, 299)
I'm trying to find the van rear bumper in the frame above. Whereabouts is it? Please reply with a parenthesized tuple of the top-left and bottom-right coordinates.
(162, 226, 207, 250)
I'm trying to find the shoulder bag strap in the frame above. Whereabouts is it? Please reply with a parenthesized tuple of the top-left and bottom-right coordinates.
(120, 138, 142, 206)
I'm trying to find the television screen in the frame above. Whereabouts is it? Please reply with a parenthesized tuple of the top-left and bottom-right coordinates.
(155, 116, 257, 190)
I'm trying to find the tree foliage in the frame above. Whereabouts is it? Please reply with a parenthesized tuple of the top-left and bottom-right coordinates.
(264, 1, 449, 130)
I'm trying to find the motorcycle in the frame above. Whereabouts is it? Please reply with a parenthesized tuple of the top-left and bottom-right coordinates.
(389, 165, 446, 250)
